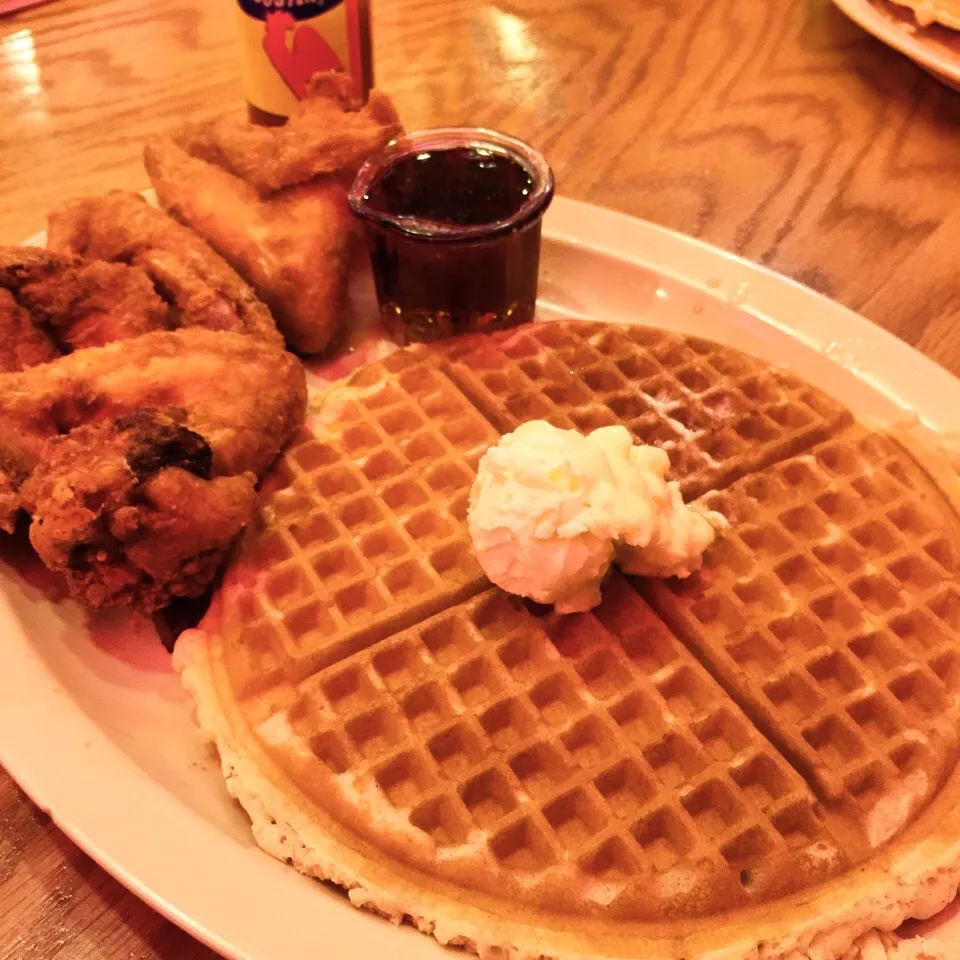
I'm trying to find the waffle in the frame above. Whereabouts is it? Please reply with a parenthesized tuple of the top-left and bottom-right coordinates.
(208, 348, 498, 708)
(436, 321, 852, 500)
(176, 321, 960, 960)
(642, 426, 960, 842)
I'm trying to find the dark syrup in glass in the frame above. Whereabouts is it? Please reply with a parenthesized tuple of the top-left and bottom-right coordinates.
(363, 147, 535, 228)
(355, 143, 550, 344)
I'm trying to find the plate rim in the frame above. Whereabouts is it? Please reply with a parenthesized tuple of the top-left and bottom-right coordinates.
(5, 193, 960, 959)
(830, 0, 960, 86)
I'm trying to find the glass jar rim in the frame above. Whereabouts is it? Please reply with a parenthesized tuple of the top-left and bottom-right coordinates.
(347, 127, 555, 243)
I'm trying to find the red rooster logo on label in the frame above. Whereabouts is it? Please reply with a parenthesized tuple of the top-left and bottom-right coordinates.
(263, 10, 344, 100)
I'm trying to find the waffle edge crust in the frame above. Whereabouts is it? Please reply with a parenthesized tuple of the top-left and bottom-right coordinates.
(174, 322, 960, 960)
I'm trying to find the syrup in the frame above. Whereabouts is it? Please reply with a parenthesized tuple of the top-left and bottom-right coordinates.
(362, 147, 536, 230)
(349, 129, 554, 344)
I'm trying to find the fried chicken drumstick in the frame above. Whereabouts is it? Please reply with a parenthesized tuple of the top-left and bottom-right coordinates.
(0, 329, 307, 611)
(47, 192, 283, 348)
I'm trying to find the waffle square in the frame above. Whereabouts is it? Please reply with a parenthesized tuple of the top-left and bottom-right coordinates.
(212, 350, 500, 702)
(436, 321, 853, 499)
(643, 426, 960, 844)
(251, 573, 851, 920)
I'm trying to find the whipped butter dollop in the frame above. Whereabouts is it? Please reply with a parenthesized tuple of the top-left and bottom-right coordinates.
(467, 420, 727, 613)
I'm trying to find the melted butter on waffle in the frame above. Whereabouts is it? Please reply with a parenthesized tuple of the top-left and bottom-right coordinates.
(177, 322, 960, 960)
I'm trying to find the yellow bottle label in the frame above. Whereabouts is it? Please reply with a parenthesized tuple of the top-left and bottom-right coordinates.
(233, 0, 371, 118)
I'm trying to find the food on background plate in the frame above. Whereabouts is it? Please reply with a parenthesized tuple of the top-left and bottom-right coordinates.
(47, 191, 283, 348)
(0, 246, 166, 369)
(144, 74, 402, 355)
(889, 0, 960, 29)
(468, 421, 727, 613)
(0, 329, 306, 610)
(174, 319, 960, 960)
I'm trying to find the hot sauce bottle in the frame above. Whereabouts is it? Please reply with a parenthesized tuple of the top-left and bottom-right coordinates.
(233, 0, 373, 124)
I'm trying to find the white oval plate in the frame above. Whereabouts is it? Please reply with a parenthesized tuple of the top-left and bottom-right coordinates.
(4, 196, 960, 958)
(831, 0, 960, 91)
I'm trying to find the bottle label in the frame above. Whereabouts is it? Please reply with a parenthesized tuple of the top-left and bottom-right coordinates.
(233, 0, 370, 118)
(237, 0, 344, 19)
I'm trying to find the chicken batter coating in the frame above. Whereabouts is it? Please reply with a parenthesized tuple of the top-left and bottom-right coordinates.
(0, 329, 307, 609)
(145, 138, 354, 355)
(47, 193, 284, 348)
(0, 246, 167, 369)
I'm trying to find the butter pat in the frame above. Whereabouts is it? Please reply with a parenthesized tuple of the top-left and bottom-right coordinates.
(467, 421, 727, 613)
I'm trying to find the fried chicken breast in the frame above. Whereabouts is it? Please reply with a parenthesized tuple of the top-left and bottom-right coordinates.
(143, 74, 401, 356)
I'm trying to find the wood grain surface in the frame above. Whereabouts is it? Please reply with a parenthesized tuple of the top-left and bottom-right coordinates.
(2, 0, 960, 956)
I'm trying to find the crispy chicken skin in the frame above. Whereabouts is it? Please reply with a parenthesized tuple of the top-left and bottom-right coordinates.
(0, 288, 59, 372)
(19, 412, 257, 611)
(171, 73, 402, 194)
(0, 328, 306, 480)
(18, 259, 167, 350)
(0, 246, 167, 367)
(0, 329, 307, 608)
(145, 138, 354, 355)
(47, 193, 284, 348)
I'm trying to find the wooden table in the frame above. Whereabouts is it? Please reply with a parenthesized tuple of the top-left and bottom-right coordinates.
(1, 0, 960, 955)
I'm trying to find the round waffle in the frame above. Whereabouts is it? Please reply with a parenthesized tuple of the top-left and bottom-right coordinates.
(175, 321, 960, 960)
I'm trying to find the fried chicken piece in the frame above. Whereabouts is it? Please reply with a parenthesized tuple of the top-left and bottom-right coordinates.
(142, 74, 400, 355)
(47, 193, 284, 348)
(172, 73, 401, 194)
(0, 328, 306, 477)
(0, 288, 58, 372)
(0, 330, 306, 608)
(19, 259, 167, 351)
(0, 246, 168, 363)
(0, 467, 21, 527)
(0, 327, 306, 562)
(145, 138, 353, 355)
(19, 411, 257, 611)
